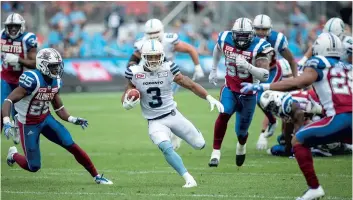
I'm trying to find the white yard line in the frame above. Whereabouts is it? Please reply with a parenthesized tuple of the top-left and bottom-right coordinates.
(1, 190, 351, 200)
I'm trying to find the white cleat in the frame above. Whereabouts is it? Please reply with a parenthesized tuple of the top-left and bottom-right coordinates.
(208, 149, 221, 167)
(236, 142, 246, 167)
(296, 186, 325, 200)
(94, 174, 113, 185)
(183, 179, 197, 188)
(7, 146, 18, 167)
(171, 134, 182, 150)
(264, 121, 277, 138)
(256, 133, 268, 150)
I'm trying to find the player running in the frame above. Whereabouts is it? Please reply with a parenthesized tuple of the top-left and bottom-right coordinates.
(208, 17, 273, 167)
(128, 18, 205, 150)
(252, 14, 298, 145)
(1, 13, 38, 143)
(2, 48, 113, 185)
(298, 17, 352, 65)
(241, 32, 352, 200)
(122, 39, 223, 188)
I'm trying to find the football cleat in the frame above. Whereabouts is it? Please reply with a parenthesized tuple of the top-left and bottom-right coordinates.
(208, 149, 221, 167)
(264, 121, 277, 138)
(94, 174, 113, 185)
(296, 186, 325, 200)
(7, 146, 17, 167)
(236, 142, 246, 167)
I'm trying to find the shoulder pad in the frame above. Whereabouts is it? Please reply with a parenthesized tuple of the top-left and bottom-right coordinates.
(305, 57, 326, 70)
(164, 33, 179, 45)
(19, 71, 39, 94)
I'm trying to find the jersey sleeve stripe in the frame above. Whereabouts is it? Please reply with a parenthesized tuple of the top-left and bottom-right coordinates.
(26, 71, 41, 94)
(171, 69, 180, 75)
(316, 55, 331, 67)
(171, 66, 179, 73)
(252, 39, 265, 61)
(217, 31, 228, 50)
(274, 32, 283, 52)
(22, 32, 35, 59)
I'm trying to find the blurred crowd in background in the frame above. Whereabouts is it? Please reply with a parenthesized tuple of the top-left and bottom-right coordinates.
(1, 1, 352, 58)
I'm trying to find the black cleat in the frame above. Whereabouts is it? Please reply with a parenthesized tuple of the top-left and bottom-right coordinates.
(235, 154, 246, 167)
(208, 158, 219, 167)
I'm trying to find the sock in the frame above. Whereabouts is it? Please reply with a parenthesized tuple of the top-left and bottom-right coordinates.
(66, 144, 98, 177)
(182, 172, 194, 182)
(13, 153, 30, 171)
(293, 144, 320, 189)
(237, 133, 248, 145)
(159, 141, 187, 176)
(213, 113, 231, 149)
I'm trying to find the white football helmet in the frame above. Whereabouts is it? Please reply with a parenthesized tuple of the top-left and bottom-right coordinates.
(4, 13, 26, 39)
(260, 90, 293, 118)
(312, 32, 343, 58)
(36, 48, 64, 79)
(141, 39, 165, 71)
(144, 18, 164, 42)
(253, 14, 272, 38)
(323, 17, 345, 40)
(232, 18, 254, 49)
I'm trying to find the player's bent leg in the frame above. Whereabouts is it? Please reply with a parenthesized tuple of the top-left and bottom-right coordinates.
(234, 94, 257, 167)
(12, 121, 42, 172)
(41, 115, 112, 184)
(209, 86, 236, 167)
(1, 79, 12, 131)
(158, 140, 197, 188)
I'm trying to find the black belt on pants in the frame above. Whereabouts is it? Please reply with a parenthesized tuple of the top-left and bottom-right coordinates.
(148, 109, 176, 121)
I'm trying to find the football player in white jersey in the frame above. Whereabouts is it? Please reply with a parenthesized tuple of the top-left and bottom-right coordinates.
(127, 18, 205, 87)
(241, 33, 352, 200)
(122, 39, 223, 188)
(298, 17, 352, 65)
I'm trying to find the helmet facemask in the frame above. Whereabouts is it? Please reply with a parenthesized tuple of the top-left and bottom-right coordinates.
(232, 30, 254, 49)
(145, 30, 164, 42)
(142, 53, 164, 71)
(5, 23, 23, 39)
(254, 27, 271, 38)
(39, 61, 64, 79)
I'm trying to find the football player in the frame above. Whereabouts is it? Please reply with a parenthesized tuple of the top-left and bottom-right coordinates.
(122, 39, 223, 188)
(252, 14, 298, 144)
(208, 18, 273, 167)
(298, 17, 352, 65)
(1, 13, 38, 144)
(2, 48, 113, 185)
(241, 32, 352, 200)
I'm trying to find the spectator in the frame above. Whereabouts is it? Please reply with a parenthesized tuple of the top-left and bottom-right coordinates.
(105, 5, 124, 41)
(70, 3, 87, 28)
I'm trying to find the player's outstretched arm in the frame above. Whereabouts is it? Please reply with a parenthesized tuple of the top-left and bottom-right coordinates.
(280, 48, 298, 77)
(291, 106, 305, 134)
(18, 48, 37, 69)
(52, 94, 88, 129)
(2, 86, 28, 119)
(209, 44, 222, 85)
(174, 41, 200, 67)
(174, 73, 224, 112)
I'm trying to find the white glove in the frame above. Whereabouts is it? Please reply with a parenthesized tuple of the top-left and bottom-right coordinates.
(192, 64, 205, 81)
(297, 56, 308, 67)
(208, 68, 218, 86)
(206, 95, 224, 113)
(3, 53, 19, 64)
(235, 55, 250, 71)
(122, 92, 140, 110)
(307, 96, 322, 114)
(256, 133, 268, 150)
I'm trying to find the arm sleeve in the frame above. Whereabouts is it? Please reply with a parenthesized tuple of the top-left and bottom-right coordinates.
(125, 67, 133, 80)
(212, 44, 222, 70)
(25, 33, 38, 51)
(19, 71, 38, 95)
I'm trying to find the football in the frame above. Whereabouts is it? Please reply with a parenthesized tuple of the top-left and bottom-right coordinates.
(127, 89, 140, 100)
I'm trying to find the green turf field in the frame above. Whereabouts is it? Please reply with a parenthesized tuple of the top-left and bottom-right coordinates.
(1, 90, 352, 200)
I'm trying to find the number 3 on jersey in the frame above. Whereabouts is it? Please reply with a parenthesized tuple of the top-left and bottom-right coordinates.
(147, 87, 163, 108)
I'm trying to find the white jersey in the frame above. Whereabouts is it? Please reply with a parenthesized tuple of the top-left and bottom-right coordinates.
(134, 33, 179, 60)
(342, 35, 352, 61)
(125, 61, 180, 119)
(304, 55, 352, 116)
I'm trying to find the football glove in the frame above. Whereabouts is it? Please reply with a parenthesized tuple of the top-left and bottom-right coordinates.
(256, 133, 268, 150)
(240, 82, 269, 93)
(3, 53, 19, 64)
(122, 93, 140, 110)
(235, 55, 250, 71)
(192, 64, 205, 81)
(3, 117, 15, 140)
(68, 116, 89, 129)
(206, 95, 224, 113)
(208, 69, 218, 86)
